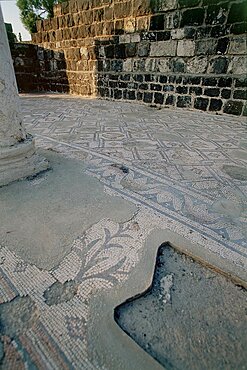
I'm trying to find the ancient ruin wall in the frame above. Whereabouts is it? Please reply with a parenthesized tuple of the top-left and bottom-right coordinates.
(16, 0, 247, 115)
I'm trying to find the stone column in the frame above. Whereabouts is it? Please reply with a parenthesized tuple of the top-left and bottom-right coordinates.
(0, 6, 48, 186)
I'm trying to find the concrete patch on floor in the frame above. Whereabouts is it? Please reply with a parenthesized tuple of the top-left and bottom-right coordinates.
(85, 228, 247, 370)
(115, 243, 247, 370)
(0, 296, 39, 338)
(0, 150, 137, 270)
(43, 280, 79, 306)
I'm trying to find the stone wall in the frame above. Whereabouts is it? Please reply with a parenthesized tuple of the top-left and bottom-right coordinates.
(24, 0, 247, 115)
(10, 43, 68, 92)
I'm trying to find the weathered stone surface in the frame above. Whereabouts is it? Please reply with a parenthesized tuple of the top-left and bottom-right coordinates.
(7, 0, 246, 116)
(227, 56, 247, 74)
(171, 28, 185, 40)
(187, 56, 208, 73)
(180, 8, 205, 27)
(196, 39, 217, 55)
(150, 41, 177, 56)
(228, 37, 247, 55)
(223, 100, 243, 115)
(194, 97, 209, 111)
(177, 40, 195, 56)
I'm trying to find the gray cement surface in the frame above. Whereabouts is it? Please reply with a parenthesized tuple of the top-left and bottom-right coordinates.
(0, 150, 136, 270)
(115, 243, 247, 370)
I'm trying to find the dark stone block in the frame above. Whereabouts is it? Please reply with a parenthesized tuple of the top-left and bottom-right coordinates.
(139, 83, 149, 90)
(168, 76, 176, 83)
(111, 60, 123, 72)
(223, 100, 243, 115)
(97, 60, 104, 71)
(209, 57, 228, 74)
(177, 96, 191, 108)
(99, 87, 109, 97)
(228, 2, 247, 23)
(243, 103, 247, 116)
(138, 42, 150, 57)
(189, 86, 202, 95)
(114, 89, 122, 99)
(154, 92, 164, 104)
(143, 92, 153, 103)
(204, 88, 220, 97)
(205, 4, 228, 25)
(145, 74, 156, 82)
(218, 77, 232, 87)
(134, 74, 143, 82)
(184, 27, 196, 39)
(194, 97, 209, 111)
(57, 60, 66, 70)
(120, 74, 130, 81)
(141, 32, 156, 42)
(156, 31, 171, 41)
(109, 80, 117, 88)
(150, 15, 164, 31)
(163, 85, 174, 92)
(209, 99, 223, 111)
(109, 74, 119, 81)
(137, 91, 143, 101)
(151, 83, 162, 91)
(181, 8, 205, 27)
(166, 95, 175, 105)
(216, 37, 229, 54)
(178, 0, 200, 8)
(118, 81, 127, 88)
(202, 77, 217, 86)
(159, 76, 167, 84)
(231, 22, 247, 35)
(125, 43, 137, 58)
(211, 25, 231, 38)
(189, 76, 201, 85)
(171, 58, 186, 73)
(195, 26, 212, 39)
(105, 45, 115, 59)
(221, 89, 231, 99)
(176, 86, 188, 94)
(126, 90, 136, 100)
(233, 90, 247, 100)
(235, 78, 247, 88)
(115, 44, 125, 59)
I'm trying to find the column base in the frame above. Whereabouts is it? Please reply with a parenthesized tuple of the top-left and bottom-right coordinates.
(0, 137, 49, 187)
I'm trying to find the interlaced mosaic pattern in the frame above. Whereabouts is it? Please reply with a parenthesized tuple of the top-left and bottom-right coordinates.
(0, 95, 246, 369)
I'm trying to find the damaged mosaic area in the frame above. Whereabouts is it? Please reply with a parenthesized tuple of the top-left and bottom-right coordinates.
(0, 95, 247, 369)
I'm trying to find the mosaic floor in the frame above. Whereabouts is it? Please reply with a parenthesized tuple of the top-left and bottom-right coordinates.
(0, 94, 247, 369)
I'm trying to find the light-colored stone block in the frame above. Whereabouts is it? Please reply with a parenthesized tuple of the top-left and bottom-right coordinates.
(227, 56, 247, 74)
(187, 56, 208, 73)
(123, 59, 132, 71)
(156, 58, 172, 72)
(119, 34, 131, 44)
(124, 18, 136, 33)
(130, 33, 141, 43)
(145, 58, 156, 71)
(171, 28, 185, 40)
(150, 41, 177, 57)
(177, 40, 195, 57)
(228, 37, 246, 55)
